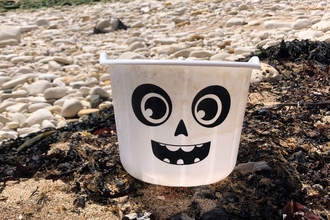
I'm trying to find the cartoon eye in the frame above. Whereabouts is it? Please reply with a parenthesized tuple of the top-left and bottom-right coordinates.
(132, 84, 172, 126)
(192, 85, 230, 128)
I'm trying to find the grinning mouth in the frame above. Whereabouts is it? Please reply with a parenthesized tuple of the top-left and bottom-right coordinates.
(151, 140, 210, 165)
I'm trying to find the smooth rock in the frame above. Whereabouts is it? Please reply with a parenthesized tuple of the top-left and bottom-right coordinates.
(48, 61, 62, 71)
(264, 20, 292, 29)
(95, 19, 110, 30)
(118, 52, 146, 59)
(53, 57, 73, 65)
(297, 30, 323, 39)
(77, 109, 99, 117)
(5, 103, 29, 113)
(44, 87, 66, 100)
(60, 98, 83, 118)
(154, 38, 177, 45)
(311, 20, 330, 32)
(189, 51, 212, 58)
(57, 120, 67, 128)
(11, 56, 33, 64)
(46, 106, 62, 114)
(20, 25, 38, 32)
(28, 103, 52, 113)
(0, 131, 17, 140)
(7, 121, 19, 129)
(17, 127, 40, 136)
(2, 74, 35, 90)
(0, 76, 10, 86)
(15, 66, 34, 74)
(79, 87, 90, 96)
(24, 109, 54, 126)
(10, 113, 26, 125)
(36, 18, 49, 26)
(173, 50, 191, 58)
(1, 90, 28, 102)
(234, 47, 256, 55)
(0, 26, 21, 42)
(89, 87, 110, 99)
(0, 115, 11, 124)
(225, 18, 246, 27)
(42, 120, 56, 129)
(291, 19, 312, 30)
(27, 80, 52, 95)
(127, 41, 146, 51)
(0, 39, 19, 47)
(0, 100, 16, 112)
(210, 52, 231, 61)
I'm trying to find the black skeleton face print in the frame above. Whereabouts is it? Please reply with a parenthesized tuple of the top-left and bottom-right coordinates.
(132, 83, 231, 165)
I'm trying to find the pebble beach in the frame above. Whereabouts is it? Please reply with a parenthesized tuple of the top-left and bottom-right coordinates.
(0, 0, 329, 143)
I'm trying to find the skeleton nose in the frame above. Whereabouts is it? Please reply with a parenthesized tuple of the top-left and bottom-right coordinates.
(174, 119, 188, 137)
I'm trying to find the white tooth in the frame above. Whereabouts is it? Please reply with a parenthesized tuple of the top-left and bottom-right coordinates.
(181, 146, 195, 152)
(163, 158, 170, 163)
(159, 143, 165, 146)
(176, 159, 184, 165)
(166, 145, 178, 151)
(196, 144, 203, 148)
(194, 158, 200, 163)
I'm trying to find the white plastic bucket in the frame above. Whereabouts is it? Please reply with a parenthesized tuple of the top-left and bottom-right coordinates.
(100, 52, 260, 187)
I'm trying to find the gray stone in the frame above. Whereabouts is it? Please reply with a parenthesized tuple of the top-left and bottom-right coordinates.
(90, 94, 101, 108)
(2, 74, 34, 90)
(36, 18, 49, 26)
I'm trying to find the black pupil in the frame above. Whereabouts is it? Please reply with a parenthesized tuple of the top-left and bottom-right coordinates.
(145, 97, 166, 119)
(197, 98, 218, 120)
